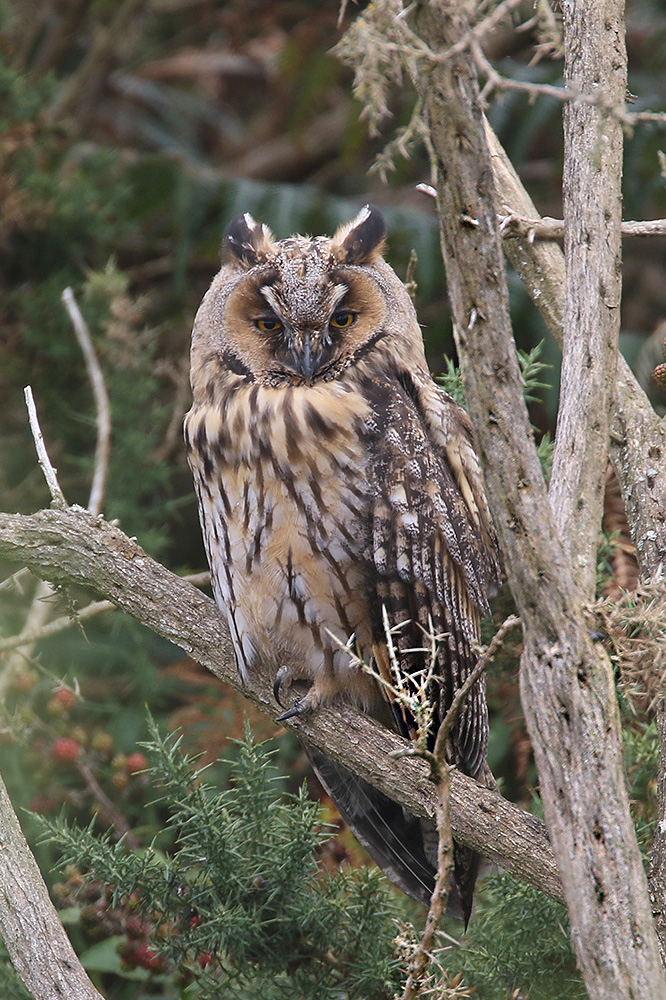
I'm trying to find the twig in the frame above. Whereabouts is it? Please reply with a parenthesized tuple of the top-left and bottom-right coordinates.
(75, 758, 140, 850)
(23, 387, 67, 509)
(0, 571, 210, 654)
(62, 288, 111, 517)
(418, 187, 666, 240)
(433, 614, 522, 763)
(0, 600, 114, 653)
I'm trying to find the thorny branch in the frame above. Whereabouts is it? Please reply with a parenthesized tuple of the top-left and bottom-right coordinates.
(401, 614, 521, 1000)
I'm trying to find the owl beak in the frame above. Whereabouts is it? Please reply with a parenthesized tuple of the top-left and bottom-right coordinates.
(290, 331, 321, 380)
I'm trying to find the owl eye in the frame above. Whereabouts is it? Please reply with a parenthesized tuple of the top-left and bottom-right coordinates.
(255, 316, 284, 333)
(329, 310, 356, 329)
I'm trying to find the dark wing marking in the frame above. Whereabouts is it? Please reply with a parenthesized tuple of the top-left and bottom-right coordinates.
(365, 373, 496, 777)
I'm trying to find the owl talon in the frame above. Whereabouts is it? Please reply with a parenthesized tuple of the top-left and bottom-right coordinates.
(273, 665, 294, 707)
(276, 699, 311, 723)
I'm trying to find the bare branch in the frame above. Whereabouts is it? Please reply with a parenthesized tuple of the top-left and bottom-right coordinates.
(496, 212, 666, 241)
(548, 0, 626, 599)
(23, 387, 67, 510)
(61, 288, 111, 517)
(434, 615, 521, 760)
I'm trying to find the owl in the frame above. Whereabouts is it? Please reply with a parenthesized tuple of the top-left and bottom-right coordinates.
(184, 205, 500, 921)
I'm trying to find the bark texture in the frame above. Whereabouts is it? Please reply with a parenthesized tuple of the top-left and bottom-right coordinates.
(548, 0, 626, 598)
(0, 772, 105, 1000)
(412, 2, 666, 996)
(0, 506, 562, 901)
(484, 122, 666, 578)
(650, 699, 666, 967)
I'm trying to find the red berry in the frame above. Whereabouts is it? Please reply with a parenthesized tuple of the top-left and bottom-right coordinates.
(52, 738, 82, 764)
(54, 688, 77, 710)
(126, 752, 148, 774)
(197, 952, 213, 969)
(132, 943, 164, 971)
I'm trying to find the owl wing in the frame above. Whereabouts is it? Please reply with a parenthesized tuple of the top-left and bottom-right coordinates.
(367, 371, 500, 776)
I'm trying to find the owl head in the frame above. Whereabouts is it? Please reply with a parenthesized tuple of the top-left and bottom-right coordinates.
(190, 206, 428, 392)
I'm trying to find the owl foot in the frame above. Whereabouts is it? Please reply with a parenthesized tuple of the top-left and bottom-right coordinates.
(274, 666, 318, 722)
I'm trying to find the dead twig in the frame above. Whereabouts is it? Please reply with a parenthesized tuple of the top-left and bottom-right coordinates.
(62, 288, 111, 517)
(0, 571, 210, 654)
(75, 758, 141, 850)
(24, 387, 67, 509)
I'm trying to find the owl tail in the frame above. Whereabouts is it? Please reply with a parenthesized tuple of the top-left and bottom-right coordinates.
(305, 745, 478, 925)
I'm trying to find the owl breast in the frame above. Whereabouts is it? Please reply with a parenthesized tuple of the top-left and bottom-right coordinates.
(185, 377, 380, 706)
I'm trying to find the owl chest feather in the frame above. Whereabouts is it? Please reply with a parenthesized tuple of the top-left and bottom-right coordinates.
(186, 379, 378, 696)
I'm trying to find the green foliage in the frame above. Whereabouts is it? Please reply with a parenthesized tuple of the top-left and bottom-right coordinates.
(451, 873, 585, 1000)
(39, 720, 404, 1000)
(437, 342, 554, 480)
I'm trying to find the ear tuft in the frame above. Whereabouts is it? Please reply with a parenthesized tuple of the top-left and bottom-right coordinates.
(222, 213, 275, 267)
(332, 205, 387, 264)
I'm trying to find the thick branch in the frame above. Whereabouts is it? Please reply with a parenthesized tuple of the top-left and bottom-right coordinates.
(547, 0, 626, 599)
(0, 772, 105, 1000)
(411, 2, 666, 996)
(650, 699, 666, 965)
(483, 122, 666, 579)
(0, 505, 561, 903)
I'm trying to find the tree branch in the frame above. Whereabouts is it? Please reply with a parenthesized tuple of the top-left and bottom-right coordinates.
(61, 288, 111, 518)
(548, 0, 625, 599)
(410, 1, 666, 995)
(481, 121, 666, 578)
(650, 698, 666, 966)
(0, 771, 105, 1000)
(0, 505, 562, 904)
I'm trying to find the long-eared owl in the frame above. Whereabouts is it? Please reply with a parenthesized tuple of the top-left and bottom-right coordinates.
(184, 206, 500, 921)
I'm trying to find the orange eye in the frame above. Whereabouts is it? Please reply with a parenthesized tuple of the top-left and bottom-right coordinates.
(255, 317, 284, 333)
(329, 310, 356, 329)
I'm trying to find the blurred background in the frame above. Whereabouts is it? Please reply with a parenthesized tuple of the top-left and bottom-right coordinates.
(0, 0, 665, 995)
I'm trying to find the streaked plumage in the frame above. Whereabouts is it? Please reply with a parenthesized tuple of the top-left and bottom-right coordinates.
(184, 206, 499, 920)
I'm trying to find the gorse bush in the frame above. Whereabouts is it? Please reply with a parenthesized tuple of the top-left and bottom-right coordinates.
(40, 720, 405, 1000)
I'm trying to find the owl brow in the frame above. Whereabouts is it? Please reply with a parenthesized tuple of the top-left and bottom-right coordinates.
(328, 283, 349, 312)
(258, 284, 285, 319)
